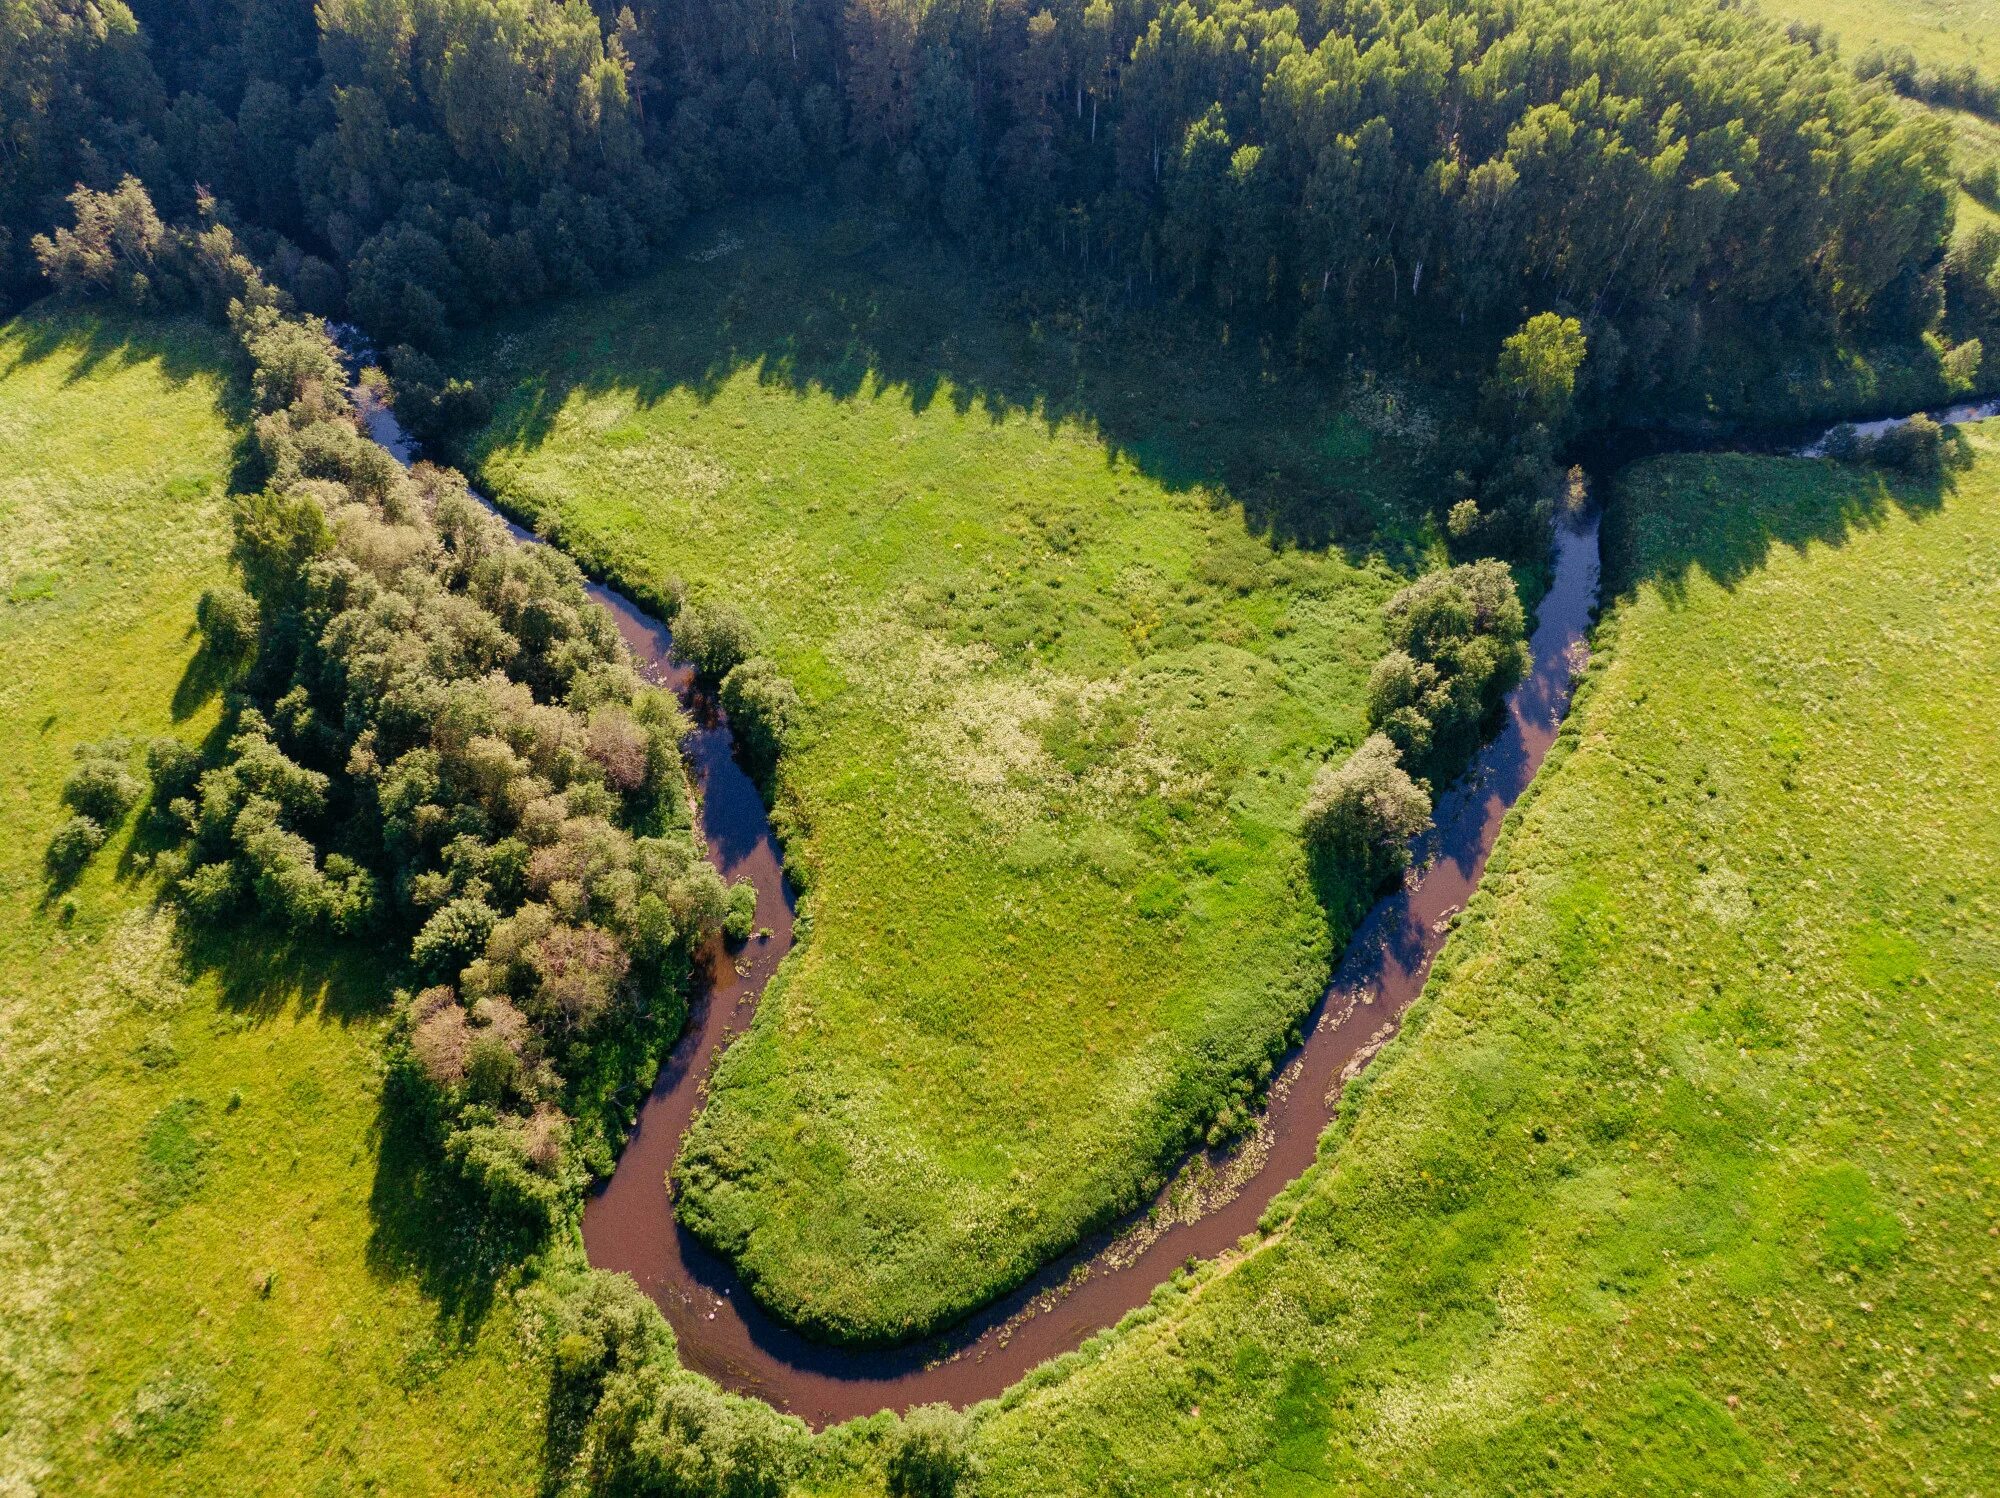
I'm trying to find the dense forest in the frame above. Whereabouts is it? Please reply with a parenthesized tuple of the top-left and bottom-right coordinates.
(1, 0, 1968, 409)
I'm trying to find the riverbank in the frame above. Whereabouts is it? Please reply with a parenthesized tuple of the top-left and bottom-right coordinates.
(969, 428, 2000, 1495)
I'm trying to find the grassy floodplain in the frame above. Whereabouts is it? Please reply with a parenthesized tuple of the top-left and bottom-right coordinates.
(457, 201, 1444, 1342)
(957, 432, 2000, 1493)
(0, 308, 543, 1495)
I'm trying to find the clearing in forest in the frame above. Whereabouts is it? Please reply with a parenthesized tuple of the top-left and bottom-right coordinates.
(456, 200, 1446, 1343)
(968, 430, 2000, 1493)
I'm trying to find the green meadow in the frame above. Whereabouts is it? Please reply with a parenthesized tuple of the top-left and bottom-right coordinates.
(456, 201, 1445, 1342)
(1767, 0, 2000, 69)
(0, 309, 544, 1495)
(961, 434, 2000, 1493)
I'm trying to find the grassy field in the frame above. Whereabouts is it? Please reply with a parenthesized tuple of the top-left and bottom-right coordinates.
(0, 308, 546, 1495)
(455, 200, 1444, 1342)
(1766, 0, 2000, 70)
(962, 436, 2000, 1493)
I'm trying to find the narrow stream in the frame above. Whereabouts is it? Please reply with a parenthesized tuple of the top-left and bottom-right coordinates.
(345, 333, 1976, 1427)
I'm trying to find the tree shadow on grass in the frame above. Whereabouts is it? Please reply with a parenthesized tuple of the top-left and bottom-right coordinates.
(1603, 445, 1964, 603)
(168, 631, 238, 723)
(0, 300, 238, 397)
(174, 911, 524, 1337)
(363, 1085, 518, 1342)
(450, 199, 1445, 570)
(179, 918, 385, 1026)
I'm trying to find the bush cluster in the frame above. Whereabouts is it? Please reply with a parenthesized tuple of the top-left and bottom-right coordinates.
(44, 737, 145, 882)
(1857, 46, 2000, 120)
(1823, 413, 1954, 478)
(62, 736, 143, 826)
(717, 657, 798, 784)
(1366, 560, 1532, 783)
(1302, 557, 1530, 890)
(195, 584, 259, 673)
(540, 1272, 808, 1498)
(41, 179, 725, 1237)
(535, 1269, 983, 1498)
(670, 601, 755, 684)
(1300, 734, 1432, 885)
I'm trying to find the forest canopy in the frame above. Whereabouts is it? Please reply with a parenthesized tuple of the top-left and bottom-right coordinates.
(0, 0, 1963, 408)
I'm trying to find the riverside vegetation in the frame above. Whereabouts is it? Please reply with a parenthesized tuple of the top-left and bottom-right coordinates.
(5, 0, 2000, 1491)
(0, 308, 548, 1493)
(965, 428, 2000, 1495)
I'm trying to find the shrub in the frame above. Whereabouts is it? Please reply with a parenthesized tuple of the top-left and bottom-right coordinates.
(178, 859, 244, 921)
(386, 344, 492, 445)
(195, 584, 259, 670)
(1366, 560, 1530, 782)
(1866, 414, 1948, 478)
(1301, 734, 1432, 880)
(63, 740, 142, 825)
(719, 656, 797, 778)
(723, 881, 758, 944)
(145, 737, 204, 804)
(672, 601, 755, 682)
(1820, 424, 1862, 463)
(465, 1030, 523, 1103)
(888, 1403, 977, 1498)
(444, 1113, 569, 1234)
(412, 896, 500, 981)
(46, 814, 107, 878)
(587, 1373, 804, 1498)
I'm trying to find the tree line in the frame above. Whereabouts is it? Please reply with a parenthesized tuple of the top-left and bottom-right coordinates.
(39, 178, 743, 1241)
(0, 0, 1970, 415)
(34, 172, 995, 1493)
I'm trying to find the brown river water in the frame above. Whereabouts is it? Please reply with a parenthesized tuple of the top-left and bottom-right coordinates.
(351, 335, 1956, 1426)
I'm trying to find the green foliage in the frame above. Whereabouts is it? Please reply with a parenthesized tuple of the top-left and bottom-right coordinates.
(672, 600, 755, 682)
(22, 180, 720, 1245)
(1870, 411, 1952, 475)
(8, 0, 1968, 400)
(1842, 412, 1958, 476)
(1488, 313, 1589, 428)
(887, 1404, 977, 1498)
(1299, 734, 1431, 882)
(717, 657, 796, 782)
(537, 1271, 808, 1498)
(443, 1110, 571, 1234)
(1368, 559, 1531, 782)
(62, 737, 142, 826)
(722, 881, 757, 945)
(386, 343, 492, 445)
(32, 177, 180, 309)
(143, 735, 204, 805)
(45, 813, 107, 879)
(1939, 335, 1984, 391)
(195, 583, 259, 671)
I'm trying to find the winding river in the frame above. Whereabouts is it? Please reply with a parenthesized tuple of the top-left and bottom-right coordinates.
(345, 335, 1988, 1426)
